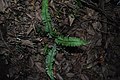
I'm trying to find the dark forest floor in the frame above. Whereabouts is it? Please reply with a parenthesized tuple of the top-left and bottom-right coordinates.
(0, 0, 120, 80)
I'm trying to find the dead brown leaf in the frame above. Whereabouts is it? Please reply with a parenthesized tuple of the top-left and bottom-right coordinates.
(68, 14, 75, 26)
(0, 0, 8, 12)
(29, 57, 34, 68)
(26, 25, 34, 36)
(35, 62, 45, 73)
(21, 40, 34, 47)
(66, 73, 74, 78)
(80, 74, 89, 80)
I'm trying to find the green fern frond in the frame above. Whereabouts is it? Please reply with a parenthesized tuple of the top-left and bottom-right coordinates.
(41, 0, 57, 37)
(41, 0, 51, 32)
(45, 45, 56, 80)
(55, 36, 88, 46)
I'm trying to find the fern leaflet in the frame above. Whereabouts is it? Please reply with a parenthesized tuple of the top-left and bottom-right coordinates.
(45, 45, 56, 80)
(41, 0, 57, 37)
(55, 36, 88, 46)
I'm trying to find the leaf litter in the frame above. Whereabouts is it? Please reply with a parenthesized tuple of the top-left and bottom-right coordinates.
(0, 0, 120, 80)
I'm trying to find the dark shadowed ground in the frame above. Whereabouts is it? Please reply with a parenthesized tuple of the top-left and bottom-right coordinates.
(0, 0, 120, 80)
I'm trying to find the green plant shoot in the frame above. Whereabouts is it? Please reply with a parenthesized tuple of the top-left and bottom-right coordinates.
(41, 0, 57, 37)
(45, 45, 56, 80)
(55, 36, 88, 46)
(41, 0, 88, 79)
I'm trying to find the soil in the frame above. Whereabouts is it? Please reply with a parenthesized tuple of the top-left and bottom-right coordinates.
(0, 0, 120, 80)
